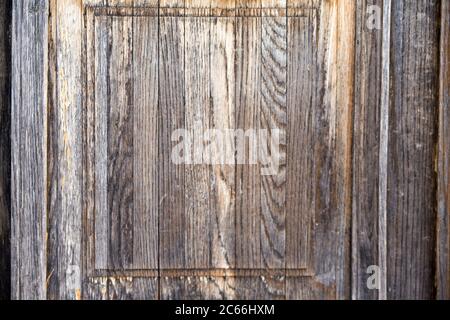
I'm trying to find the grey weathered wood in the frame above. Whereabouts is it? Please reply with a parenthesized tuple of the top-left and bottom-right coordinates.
(286, 0, 355, 300)
(159, 4, 186, 270)
(209, 0, 236, 271)
(47, 0, 83, 300)
(352, 0, 384, 300)
(378, 0, 392, 300)
(184, 1, 212, 269)
(161, 276, 226, 300)
(107, 277, 158, 300)
(93, 14, 110, 270)
(235, 0, 262, 270)
(260, 0, 287, 270)
(107, 16, 134, 270)
(132, 14, 159, 270)
(11, 0, 49, 300)
(11, 0, 448, 301)
(437, 0, 450, 301)
(285, 3, 316, 270)
(0, 0, 10, 300)
(386, 0, 439, 300)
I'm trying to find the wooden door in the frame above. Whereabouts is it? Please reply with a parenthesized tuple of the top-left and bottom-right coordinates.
(10, 0, 447, 300)
(54, 0, 354, 299)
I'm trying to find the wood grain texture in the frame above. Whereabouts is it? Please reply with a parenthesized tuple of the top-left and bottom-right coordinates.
(184, 7, 212, 269)
(0, 0, 10, 300)
(159, 10, 186, 269)
(386, 0, 439, 299)
(11, 0, 448, 301)
(47, 0, 83, 300)
(132, 14, 159, 270)
(287, 0, 355, 300)
(106, 15, 134, 270)
(11, 0, 49, 300)
(260, 0, 287, 270)
(161, 276, 227, 300)
(210, 0, 236, 271)
(235, 1, 261, 270)
(285, 3, 316, 270)
(437, 0, 450, 300)
(352, 0, 383, 300)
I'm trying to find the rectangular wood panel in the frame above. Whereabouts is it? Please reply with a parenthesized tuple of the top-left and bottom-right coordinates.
(90, 10, 160, 271)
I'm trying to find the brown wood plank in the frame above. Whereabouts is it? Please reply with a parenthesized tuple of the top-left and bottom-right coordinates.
(11, 0, 49, 300)
(184, 0, 212, 269)
(93, 14, 110, 270)
(260, 0, 287, 270)
(209, 0, 236, 272)
(351, 0, 383, 300)
(0, 0, 10, 300)
(106, 16, 134, 270)
(159, 10, 186, 269)
(47, 0, 84, 300)
(386, 0, 439, 299)
(132, 15, 159, 270)
(235, 0, 262, 270)
(285, 5, 316, 270)
(437, 0, 450, 300)
(286, 0, 355, 300)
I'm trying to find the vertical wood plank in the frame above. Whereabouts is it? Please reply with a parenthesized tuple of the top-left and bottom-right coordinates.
(47, 0, 83, 300)
(285, 1, 316, 270)
(159, 0, 186, 270)
(107, 16, 134, 270)
(352, 0, 383, 300)
(260, 0, 287, 270)
(437, 0, 450, 300)
(94, 14, 110, 270)
(387, 0, 439, 299)
(235, 0, 261, 270)
(377, 0, 392, 300)
(286, 0, 355, 300)
(0, 0, 10, 300)
(11, 0, 49, 300)
(209, 0, 236, 271)
(184, 0, 212, 269)
(132, 15, 159, 269)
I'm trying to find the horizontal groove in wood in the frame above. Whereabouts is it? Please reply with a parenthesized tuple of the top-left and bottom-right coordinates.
(89, 268, 313, 278)
(88, 6, 317, 17)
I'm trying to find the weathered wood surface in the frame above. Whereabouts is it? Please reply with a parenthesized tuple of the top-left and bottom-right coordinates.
(352, 0, 383, 300)
(285, 0, 355, 300)
(0, 0, 10, 301)
(8, 0, 448, 300)
(437, 0, 450, 301)
(11, 0, 48, 299)
(386, 0, 439, 299)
